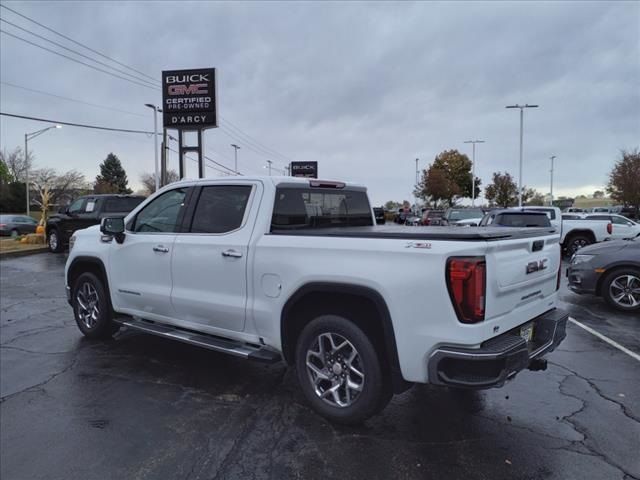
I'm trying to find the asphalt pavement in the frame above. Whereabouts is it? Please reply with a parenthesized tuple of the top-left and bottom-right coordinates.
(1, 253, 638, 480)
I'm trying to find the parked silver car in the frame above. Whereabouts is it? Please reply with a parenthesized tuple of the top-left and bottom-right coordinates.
(0, 214, 38, 237)
(567, 236, 640, 312)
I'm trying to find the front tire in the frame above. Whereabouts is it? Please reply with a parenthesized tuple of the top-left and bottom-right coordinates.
(72, 272, 119, 339)
(48, 228, 64, 253)
(295, 315, 389, 425)
(602, 268, 640, 312)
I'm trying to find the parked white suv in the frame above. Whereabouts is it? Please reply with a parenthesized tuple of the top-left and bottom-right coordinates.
(65, 177, 568, 423)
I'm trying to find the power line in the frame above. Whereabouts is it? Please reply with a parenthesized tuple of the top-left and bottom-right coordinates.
(0, 81, 147, 117)
(0, 29, 157, 91)
(166, 146, 235, 176)
(0, 18, 159, 88)
(0, 4, 159, 83)
(219, 115, 292, 162)
(0, 5, 293, 164)
(0, 112, 156, 134)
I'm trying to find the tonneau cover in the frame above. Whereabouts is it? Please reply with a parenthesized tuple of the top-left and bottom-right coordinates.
(270, 225, 557, 241)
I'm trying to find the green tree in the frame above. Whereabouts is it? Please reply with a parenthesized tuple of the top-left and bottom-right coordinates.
(94, 153, 131, 194)
(432, 149, 480, 202)
(607, 148, 640, 219)
(484, 172, 518, 207)
(525, 189, 545, 206)
(384, 200, 401, 211)
(0, 159, 10, 183)
(593, 190, 605, 199)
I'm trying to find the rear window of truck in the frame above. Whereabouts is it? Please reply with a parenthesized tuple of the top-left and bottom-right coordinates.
(271, 188, 373, 229)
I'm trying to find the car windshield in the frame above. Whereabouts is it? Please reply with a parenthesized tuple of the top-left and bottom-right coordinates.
(449, 209, 483, 221)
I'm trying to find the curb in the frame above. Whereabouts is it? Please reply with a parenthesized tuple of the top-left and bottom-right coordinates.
(0, 247, 49, 260)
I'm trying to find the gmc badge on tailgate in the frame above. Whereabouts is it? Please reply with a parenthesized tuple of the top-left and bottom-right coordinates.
(526, 259, 548, 274)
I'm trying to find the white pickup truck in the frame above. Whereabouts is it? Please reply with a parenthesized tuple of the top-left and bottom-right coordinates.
(514, 207, 612, 254)
(65, 177, 568, 424)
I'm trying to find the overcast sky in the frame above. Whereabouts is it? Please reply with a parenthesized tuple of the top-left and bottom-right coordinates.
(1, 0, 638, 205)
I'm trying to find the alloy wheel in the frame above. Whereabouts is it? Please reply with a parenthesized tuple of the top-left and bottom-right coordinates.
(609, 274, 640, 308)
(49, 231, 58, 250)
(305, 332, 364, 408)
(76, 282, 100, 329)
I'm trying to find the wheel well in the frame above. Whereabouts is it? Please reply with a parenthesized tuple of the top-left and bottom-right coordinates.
(67, 257, 109, 298)
(281, 284, 410, 393)
(564, 229, 596, 246)
(596, 265, 640, 296)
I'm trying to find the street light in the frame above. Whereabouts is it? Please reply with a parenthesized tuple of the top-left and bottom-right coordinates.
(144, 104, 161, 192)
(230, 144, 240, 175)
(24, 124, 61, 216)
(549, 155, 557, 206)
(505, 104, 539, 206)
(265, 160, 273, 176)
(463, 140, 485, 207)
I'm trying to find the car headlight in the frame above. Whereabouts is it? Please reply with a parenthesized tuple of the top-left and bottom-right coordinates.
(571, 254, 595, 265)
(69, 235, 76, 252)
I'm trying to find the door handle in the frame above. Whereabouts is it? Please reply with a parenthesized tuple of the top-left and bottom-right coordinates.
(153, 245, 169, 253)
(222, 249, 243, 258)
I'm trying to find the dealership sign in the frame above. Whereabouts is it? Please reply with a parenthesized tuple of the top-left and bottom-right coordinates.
(162, 68, 217, 129)
(291, 161, 318, 178)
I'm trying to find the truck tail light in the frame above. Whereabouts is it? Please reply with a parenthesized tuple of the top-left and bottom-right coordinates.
(607, 223, 612, 235)
(446, 256, 486, 323)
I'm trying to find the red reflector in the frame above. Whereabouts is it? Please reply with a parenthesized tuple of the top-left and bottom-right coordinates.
(607, 223, 612, 235)
(446, 257, 486, 323)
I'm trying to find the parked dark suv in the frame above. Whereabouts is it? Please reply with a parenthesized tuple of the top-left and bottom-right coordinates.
(46, 194, 145, 252)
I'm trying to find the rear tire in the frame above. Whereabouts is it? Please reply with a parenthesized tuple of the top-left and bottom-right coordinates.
(602, 268, 640, 312)
(565, 234, 592, 256)
(72, 272, 119, 339)
(295, 314, 389, 425)
(48, 228, 64, 253)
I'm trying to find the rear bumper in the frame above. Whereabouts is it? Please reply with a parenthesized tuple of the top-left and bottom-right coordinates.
(427, 308, 568, 389)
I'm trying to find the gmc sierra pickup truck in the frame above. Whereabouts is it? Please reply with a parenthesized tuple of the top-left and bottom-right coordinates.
(65, 177, 568, 424)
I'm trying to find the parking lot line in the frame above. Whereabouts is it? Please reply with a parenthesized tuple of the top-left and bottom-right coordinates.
(569, 317, 640, 362)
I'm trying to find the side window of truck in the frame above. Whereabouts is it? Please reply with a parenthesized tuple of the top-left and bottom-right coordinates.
(68, 198, 86, 214)
(132, 188, 188, 233)
(189, 185, 252, 234)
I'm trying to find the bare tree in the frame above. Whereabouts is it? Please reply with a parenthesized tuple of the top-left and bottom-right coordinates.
(0, 147, 34, 182)
(139, 170, 180, 195)
(31, 168, 85, 225)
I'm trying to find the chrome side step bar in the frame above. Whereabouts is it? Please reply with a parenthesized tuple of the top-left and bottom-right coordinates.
(116, 317, 281, 364)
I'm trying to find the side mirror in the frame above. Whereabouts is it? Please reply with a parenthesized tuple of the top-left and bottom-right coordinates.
(100, 217, 125, 243)
(58, 206, 68, 214)
(376, 217, 386, 225)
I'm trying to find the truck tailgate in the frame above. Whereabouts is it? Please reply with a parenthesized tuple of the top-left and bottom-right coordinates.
(484, 233, 560, 322)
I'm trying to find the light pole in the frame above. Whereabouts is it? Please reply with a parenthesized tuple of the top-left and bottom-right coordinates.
(505, 104, 538, 206)
(144, 104, 161, 192)
(549, 155, 557, 206)
(414, 158, 419, 214)
(463, 140, 485, 207)
(24, 125, 61, 216)
(230, 144, 240, 175)
(266, 160, 273, 176)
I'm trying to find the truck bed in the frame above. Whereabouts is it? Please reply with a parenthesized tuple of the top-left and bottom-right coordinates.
(270, 225, 557, 241)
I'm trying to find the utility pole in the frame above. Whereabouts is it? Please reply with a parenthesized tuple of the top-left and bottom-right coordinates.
(231, 144, 240, 175)
(285, 165, 290, 176)
(505, 104, 539, 206)
(463, 140, 485, 207)
(266, 160, 273, 176)
(549, 155, 557, 206)
(144, 104, 161, 192)
(414, 158, 419, 213)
